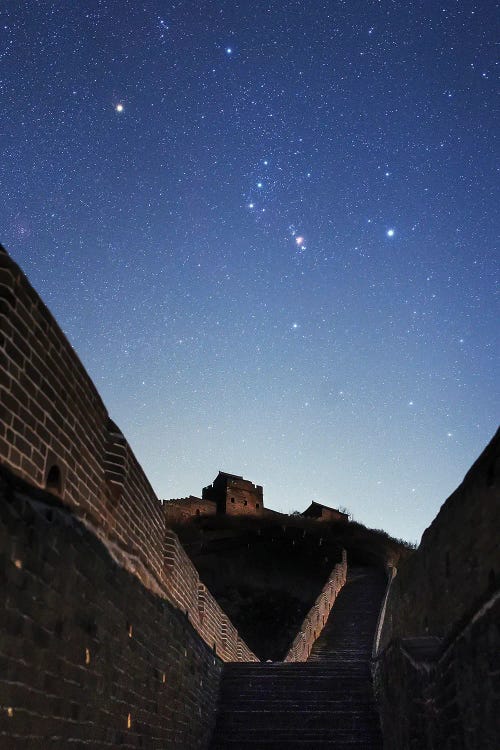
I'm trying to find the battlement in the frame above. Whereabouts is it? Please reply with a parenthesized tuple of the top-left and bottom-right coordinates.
(165, 476, 348, 524)
(164, 495, 217, 521)
(202, 470, 264, 515)
(302, 501, 349, 523)
(0, 244, 256, 663)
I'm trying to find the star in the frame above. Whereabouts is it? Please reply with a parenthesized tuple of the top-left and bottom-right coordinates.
(295, 236, 304, 246)
(386, 229, 395, 237)
(115, 103, 124, 113)
(226, 47, 232, 55)
(257, 182, 263, 188)
(248, 203, 255, 209)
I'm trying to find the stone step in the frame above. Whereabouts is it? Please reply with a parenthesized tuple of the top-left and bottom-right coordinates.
(212, 743, 378, 750)
(215, 710, 380, 731)
(211, 728, 381, 742)
(224, 664, 372, 675)
(220, 678, 374, 691)
(216, 699, 377, 711)
(209, 566, 386, 750)
(220, 685, 373, 710)
(220, 687, 376, 702)
(221, 675, 370, 686)
(221, 666, 371, 677)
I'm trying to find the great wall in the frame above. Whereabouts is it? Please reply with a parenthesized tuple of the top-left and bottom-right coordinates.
(0, 242, 498, 749)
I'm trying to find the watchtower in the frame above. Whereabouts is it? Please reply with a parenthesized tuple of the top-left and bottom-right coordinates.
(202, 472, 264, 515)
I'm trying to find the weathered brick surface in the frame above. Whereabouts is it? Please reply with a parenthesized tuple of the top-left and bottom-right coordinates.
(0, 245, 257, 664)
(163, 530, 256, 662)
(374, 593, 500, 750)
(284, 550, 347, 662)
(164, 496, 217, 523)
(0, 467, 223, 749)
(202, 472, 264, 516)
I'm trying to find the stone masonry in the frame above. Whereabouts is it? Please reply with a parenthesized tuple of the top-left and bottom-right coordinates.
(202, 472, 264, 516)
(0, 466, 222, 749)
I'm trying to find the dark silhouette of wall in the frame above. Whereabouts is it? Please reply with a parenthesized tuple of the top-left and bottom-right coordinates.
(302, 501, 349, 523)
(380, 429, 499, 645)
(374, 428, 500, 750)
(0, 466, 222, 749)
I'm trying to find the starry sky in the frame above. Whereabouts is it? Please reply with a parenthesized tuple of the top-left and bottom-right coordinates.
(1, 1, 498, 543)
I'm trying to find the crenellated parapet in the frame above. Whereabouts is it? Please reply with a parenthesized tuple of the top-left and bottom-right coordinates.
(284, 549, 347, 661)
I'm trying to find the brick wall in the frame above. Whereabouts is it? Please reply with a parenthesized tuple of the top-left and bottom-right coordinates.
(0, 466, 223, 749)
(380, 428, 499, 645)
(0, 244, 257, 664)
(224, 478, 264, 516)
(163, 529, 257, 662)
(374, 429, 500, 749)
(284, 550, 347, 662)
(202, 473, 264, 516)
(164, 496, 217, 523)
(374, 593, 500, 750)
(0, 246, 109, 521)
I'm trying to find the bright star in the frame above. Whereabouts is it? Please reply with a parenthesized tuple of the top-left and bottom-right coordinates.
(295, 236, 304, 246)
(248, 203, 254, 209)
(386, 229, 395, 237)
(115, 103, 124, 113)
(292, 323, 298, 329)
(226, 47, 232, 54)
(263, 160, 268, 165)
(257, 182, 263, 188)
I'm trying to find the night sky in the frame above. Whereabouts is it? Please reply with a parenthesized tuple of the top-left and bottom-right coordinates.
(1, 1, 498, 543)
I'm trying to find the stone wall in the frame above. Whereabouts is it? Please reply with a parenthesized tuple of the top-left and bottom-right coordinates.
(380, 428, 499, 646)
(0, 466, 223, 749)
(374, 592, 499, 750)
(202, 472, 264, 516)
(0, 244, 257, 664)
(284, 550, 347, 662)
(164, 496, 217, 523)
(374, 429, 500, 750)
(163, 529, 256, 662)
(301, 502, 349, 523)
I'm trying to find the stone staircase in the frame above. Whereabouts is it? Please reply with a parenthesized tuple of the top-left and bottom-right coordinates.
(209, 567, 387, 749)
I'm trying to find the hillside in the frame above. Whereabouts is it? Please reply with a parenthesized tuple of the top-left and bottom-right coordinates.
(169, 512, 413, 660)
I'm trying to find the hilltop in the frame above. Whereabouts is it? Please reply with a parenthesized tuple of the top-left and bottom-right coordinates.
(170, 511, 413, 660)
